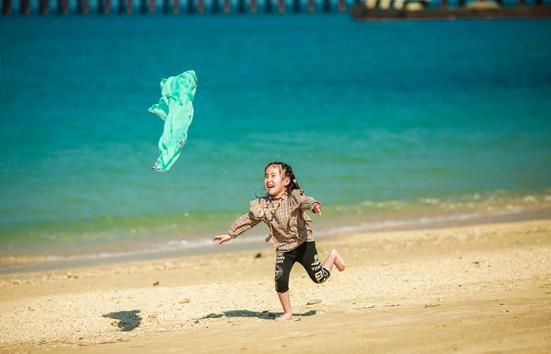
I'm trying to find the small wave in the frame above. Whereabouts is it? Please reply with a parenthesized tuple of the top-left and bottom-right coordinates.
(318, 212, 484, 235)
(317, 201, 551, 236)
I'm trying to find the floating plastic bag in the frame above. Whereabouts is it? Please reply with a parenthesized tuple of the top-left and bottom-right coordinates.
(148, 70, 198, 172)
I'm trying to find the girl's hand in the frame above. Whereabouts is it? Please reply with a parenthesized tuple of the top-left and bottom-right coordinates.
(311, 202, 322, 215)
(213, 234, 232, 245)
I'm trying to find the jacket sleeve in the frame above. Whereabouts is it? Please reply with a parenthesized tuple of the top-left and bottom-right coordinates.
(227, 200, 264, 238)
(290, 189, 320, 212)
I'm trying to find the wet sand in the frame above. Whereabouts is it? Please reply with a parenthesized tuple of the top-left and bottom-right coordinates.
(1, 219, 550, 353)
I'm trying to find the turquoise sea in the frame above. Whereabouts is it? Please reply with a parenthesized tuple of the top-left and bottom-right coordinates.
(1, 15, 550, 270)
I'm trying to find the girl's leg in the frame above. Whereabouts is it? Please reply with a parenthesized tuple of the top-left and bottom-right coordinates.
(299, 242, 331, 284)
(322, 249, 346, 272)
(299, 242, 346, 285)
(274, 250, 297, 321)
(276, 291, 293, 321)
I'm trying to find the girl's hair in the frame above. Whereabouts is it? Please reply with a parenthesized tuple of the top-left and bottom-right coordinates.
(264, 161, 301, 194)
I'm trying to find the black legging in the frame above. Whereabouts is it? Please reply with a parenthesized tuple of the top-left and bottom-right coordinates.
(275, 241, 330, 293)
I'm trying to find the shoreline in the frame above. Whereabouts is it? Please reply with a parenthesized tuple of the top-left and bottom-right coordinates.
(1, 217, 550, 352)
(1, 205, 550, 275)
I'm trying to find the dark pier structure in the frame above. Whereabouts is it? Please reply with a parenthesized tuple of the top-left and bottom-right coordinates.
(2, 0, 550, 17)
(1, 0, 360, 14)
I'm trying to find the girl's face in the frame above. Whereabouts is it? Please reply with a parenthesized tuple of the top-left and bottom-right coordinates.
(264, 164, 290, 198)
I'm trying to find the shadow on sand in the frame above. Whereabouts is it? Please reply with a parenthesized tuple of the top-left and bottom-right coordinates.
(200, 309, 316, 321)
(103, 310, 142, 331)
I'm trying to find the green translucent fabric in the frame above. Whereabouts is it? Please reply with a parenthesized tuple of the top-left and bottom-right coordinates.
(148, 70, 198, 172)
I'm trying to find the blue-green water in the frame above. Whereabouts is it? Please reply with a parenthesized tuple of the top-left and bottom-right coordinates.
(1, 15, 550, 265)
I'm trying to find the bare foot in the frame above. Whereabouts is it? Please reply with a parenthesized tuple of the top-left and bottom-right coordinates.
(275, 312, 293, 321)
(332, 249, 346, 271)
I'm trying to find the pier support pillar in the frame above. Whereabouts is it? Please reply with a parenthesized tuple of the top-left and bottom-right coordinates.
(278, 0, 285, 12)
(238, 0, 245, 12)
(338, 0, 345, 11)
(57, 0, 69, 14)
(198, 0, 205, 12)
(119, 0, 132, 14)
(212, 0, 220, 12)
(77, 0, 89, 14)
(440, 0, 447, 8)
(458, 0, 465, 6)
(163, 0, 179, 13)
(2, 0, 12, 14)
(265, 0, 273, 12)
(98, 0, 112, 14)
(307, 0, 315, 12)
(21, 0, 30, 14)
(223, 0, 230, 12)
(518, 0, 526, 5)
(250, 0, 257, 12)
(39, 0, 49, 14)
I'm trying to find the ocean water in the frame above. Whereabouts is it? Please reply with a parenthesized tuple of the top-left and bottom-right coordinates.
(1, 15, 550, 268)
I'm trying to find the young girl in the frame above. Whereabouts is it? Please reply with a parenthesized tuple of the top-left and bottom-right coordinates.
(213, 161, 345, 321)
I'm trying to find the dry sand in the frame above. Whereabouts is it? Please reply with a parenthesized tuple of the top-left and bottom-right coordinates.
(1, 219, 550, 353)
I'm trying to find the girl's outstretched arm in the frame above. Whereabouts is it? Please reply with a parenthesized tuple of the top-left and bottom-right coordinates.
(215, 204, 262, 245)
(213, 234, 232, 245)
(292, 190, 321, 214)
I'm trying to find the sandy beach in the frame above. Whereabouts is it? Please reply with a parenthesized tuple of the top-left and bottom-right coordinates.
(1, 218, 550, 353)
